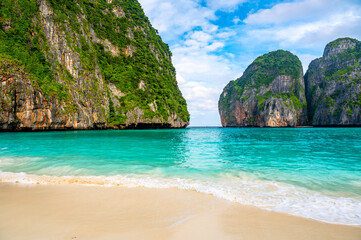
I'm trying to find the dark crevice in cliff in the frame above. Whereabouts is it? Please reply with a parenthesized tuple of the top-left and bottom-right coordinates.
(12, 89, 17, 116)
(303, 70, 312, 124)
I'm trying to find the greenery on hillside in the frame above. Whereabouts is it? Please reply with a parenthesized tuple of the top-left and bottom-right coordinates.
(0, 0, 189, 126)
(326, 37, 360, 53)
(219, 50, 303, 111)
(243, 50, 302, 88)
(323, 38, 361, 82)
(0, 0, 69, 100)
(306, 38, 361, 122)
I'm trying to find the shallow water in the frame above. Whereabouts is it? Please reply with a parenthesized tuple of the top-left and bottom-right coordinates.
(0, 128, 360, 225)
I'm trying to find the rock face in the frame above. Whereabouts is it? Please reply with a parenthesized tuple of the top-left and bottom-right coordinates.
(0, 0, 189, 131)
(219, 50, 307, 127)
(305, 38, 361, 126)
(0, 57, 106, 130)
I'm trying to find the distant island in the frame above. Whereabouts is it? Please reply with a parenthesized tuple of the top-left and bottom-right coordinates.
(0, 0, 189, 131)
(219, 38, 361, 127)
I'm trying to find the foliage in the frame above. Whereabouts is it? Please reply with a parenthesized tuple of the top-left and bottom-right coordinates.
(0, 0, 68, 100)
(326, 38, 359, 51)
(323, 39, 361, 81)
(49, 0, 189, 124)
(219, 50, 303, 113)
(242, 50, 302, 87)
(255, 91, 305, 110)
(0, 0, 189, 125)
(307, 38, 361, 122)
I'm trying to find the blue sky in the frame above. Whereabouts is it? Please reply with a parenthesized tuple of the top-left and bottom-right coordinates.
(138, 0, 361, 126)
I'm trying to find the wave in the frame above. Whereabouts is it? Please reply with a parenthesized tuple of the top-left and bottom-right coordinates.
(0, 156, 41, 167)
(0, 170, 360, 226)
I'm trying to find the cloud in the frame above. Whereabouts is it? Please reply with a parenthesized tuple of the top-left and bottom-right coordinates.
(139, 0, 216, 40)
(139, 0, 242, 126)
(139, 0, 361, 126)
(237, 0, 361, 75)
(242, 0, 361, 49)
(173, 32, 240, 126)
(207, 0, 247, 11)
(296, 53, 320, 71)
(244, 0, 332, 25)
(233, 17, 241, 24)
(179, 78, 219, 111)
(245, 11, 361, 47)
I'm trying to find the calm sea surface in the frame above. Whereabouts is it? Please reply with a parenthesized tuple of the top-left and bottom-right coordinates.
(0, 128, 360, 225)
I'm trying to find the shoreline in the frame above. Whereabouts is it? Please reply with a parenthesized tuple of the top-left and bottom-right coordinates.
(2, 125, 361, 132)
(0, 182, 360, 240)
(1, 170, 360, 226)
(0, 123, 188, 132)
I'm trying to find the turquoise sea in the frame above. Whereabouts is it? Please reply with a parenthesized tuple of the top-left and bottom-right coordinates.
(0, 128, 360, 225)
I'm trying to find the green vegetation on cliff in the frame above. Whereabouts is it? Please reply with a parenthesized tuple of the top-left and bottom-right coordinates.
(0, 0, 189, 129)
(219, 50, 307, 127)
(219, 50, 304, 112)
(323, 38, 361, 83)
(243, 50, 302, 87)
(218, 37, 360, 127)
(0, 0, 68, 99)
(305, 37, 361, 125)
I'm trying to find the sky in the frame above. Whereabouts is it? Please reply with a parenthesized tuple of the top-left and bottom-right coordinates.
(138, 0, 361, 126)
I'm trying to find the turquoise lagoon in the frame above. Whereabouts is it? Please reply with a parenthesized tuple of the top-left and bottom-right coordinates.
(0, 128, 360, 225)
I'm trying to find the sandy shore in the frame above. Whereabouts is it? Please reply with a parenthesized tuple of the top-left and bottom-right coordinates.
(0, 183, 360, 240)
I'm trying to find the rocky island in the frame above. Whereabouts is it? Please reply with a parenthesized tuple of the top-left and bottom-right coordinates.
(219, 50, 307, 127)
(219, 38, 361, 127)
(0, 0, 189, 131)
(305, 38, 361, 126)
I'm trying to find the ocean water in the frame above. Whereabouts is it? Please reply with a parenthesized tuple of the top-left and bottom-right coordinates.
(0, 128, 360, 225)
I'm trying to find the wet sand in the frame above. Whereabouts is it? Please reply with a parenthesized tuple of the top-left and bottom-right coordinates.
(0, 183, 360, 240)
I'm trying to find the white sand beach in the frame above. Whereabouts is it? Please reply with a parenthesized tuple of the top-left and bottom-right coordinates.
(0, 183, 360, 240)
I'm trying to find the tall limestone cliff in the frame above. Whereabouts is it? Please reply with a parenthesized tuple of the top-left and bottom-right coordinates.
(0, 0, 189, 130)
(305, 38, 361, 126)
(219, 50, 307, 127)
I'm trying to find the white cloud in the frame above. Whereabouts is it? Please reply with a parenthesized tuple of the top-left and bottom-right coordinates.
(207, 0, 247, 11)
(246, 11, 361, 47)
(243, 0, 361, 49)
(177, 76, 226, 125)
(244, 0, 331, 25)
(188, 31, 213, 43)
(173, 38, 240, 126)
(139, 0, 361, 126)
(139, 0, 216, 40)
(139, 0, 242, 126)
(297, 53, 320, 72)
(233, 17, 241, 24)
(205, 42, 225, 51)
(226, 53, 235, 58)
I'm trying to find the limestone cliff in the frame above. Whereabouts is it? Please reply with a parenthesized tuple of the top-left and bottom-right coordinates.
(0, 0, 189, 130)
(304, 38, 361, 126)
(219, 50, 307, 127)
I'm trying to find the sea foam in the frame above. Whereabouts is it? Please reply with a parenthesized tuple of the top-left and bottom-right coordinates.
(1, 170, 360, 226)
